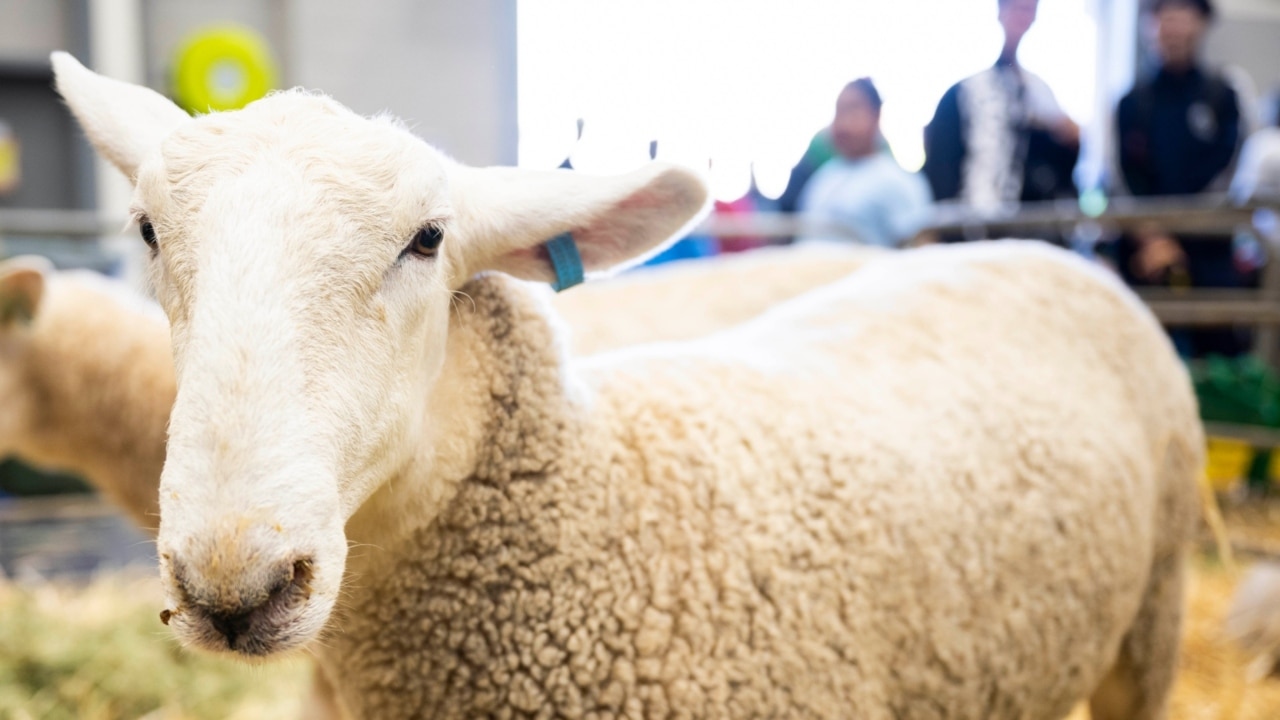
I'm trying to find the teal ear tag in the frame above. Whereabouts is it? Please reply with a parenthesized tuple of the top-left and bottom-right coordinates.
(545, 232, 585, 292)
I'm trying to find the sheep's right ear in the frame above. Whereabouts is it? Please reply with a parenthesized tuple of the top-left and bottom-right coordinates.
(448, 162, 710, 288)
(51, 51, 190, 182)
(0, 256, 53, 326)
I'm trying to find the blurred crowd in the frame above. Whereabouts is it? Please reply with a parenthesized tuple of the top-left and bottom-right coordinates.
(665, 0, 1280, 358)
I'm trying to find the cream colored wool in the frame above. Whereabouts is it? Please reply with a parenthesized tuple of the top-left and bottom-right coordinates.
(327, 242, 1202, 720)
(552, 242, 882, 356)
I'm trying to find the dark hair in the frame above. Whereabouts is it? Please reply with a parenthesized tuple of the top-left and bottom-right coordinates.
(841, 77, 883, 112)
(1149, 0, 1215, 18)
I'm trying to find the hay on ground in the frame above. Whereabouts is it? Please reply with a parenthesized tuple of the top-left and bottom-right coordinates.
(6, 503, 1280, 719)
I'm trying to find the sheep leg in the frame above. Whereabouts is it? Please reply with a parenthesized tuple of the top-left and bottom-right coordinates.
(1087, 553, 1185, 720)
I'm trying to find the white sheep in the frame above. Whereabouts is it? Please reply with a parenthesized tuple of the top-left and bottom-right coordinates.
(55, 52, 1202, 720)
(0, 245, 876, 534)
(0, 255, 170, 529)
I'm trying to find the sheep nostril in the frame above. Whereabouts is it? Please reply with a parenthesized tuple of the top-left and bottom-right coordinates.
(290, 557, 315, 597)
(265, 557, 314, 599)
(209, 607, 257, 647)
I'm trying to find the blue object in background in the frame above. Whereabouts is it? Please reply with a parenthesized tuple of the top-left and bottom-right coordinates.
(642, 235, 718, 267)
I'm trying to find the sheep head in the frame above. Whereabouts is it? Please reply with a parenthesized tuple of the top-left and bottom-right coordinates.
(52, 52, 708, 659)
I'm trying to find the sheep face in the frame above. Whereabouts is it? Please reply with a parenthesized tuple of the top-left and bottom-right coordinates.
(144, 115, 464, 656)
(53, 52, 708, 659)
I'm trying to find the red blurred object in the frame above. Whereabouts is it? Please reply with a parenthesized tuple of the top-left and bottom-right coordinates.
(714, 195, 767, 253)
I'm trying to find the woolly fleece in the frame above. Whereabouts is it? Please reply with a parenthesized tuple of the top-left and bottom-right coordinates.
(325, 241, 1202, 719)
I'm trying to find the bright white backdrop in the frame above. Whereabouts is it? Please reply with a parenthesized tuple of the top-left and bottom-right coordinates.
(518, 0, 1098, 202)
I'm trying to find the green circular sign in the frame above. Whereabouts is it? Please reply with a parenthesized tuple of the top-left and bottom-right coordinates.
(171, 26, 278, 113)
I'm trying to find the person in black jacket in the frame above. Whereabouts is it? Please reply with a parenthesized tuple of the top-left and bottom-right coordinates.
(921, 0, 1081, 215)
(1115, 0, 1249, 357)
(1117, 0, 1239, 198)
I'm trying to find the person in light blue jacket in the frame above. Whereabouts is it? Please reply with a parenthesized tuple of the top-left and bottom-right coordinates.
(797, 78, 933, 248)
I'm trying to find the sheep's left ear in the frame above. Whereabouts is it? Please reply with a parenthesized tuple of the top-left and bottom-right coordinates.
(51, 51, 191, 182)
(448, 162, 710, 289)
(0, 256, 53, 326)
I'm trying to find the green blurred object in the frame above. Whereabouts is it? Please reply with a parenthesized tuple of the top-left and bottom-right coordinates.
(170, 25, 278, 114)
(1190, 354, 1280, 489)
(1079, 188, 1108, 218)
(803, 129, 837, 170)
(0, 459, 90, 497)
(1192, 355, 1280, 427)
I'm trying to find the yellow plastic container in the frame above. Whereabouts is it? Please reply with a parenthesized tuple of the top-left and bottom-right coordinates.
(1205, 437, 1254, 492)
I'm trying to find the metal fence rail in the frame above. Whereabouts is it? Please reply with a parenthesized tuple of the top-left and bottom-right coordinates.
(926, 193, 1277, 238)
(5, 199, 1280, 489)
(6, 196, 1280, 351)
(924, 193, 1280, 363)
(0, 208, 123, 238)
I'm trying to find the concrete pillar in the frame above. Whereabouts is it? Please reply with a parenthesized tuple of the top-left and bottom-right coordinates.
(86, 0, 147, 283)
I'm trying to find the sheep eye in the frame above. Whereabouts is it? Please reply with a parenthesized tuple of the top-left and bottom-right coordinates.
(139, 220, 158, 249)
(408, 225, 444, 258)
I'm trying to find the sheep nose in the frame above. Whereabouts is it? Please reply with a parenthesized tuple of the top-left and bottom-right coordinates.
(169, 556, 315, 650)
(207, 606, 260, 647)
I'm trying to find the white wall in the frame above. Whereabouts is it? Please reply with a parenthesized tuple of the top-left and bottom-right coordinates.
(0, 0, 518, 208)
(133, 0, 516, 166)
(1214, 0, 1280, 18)
(287, 0, 517, 166)
(0, 0, 71, 63)
(1204, 0, 1280, 123)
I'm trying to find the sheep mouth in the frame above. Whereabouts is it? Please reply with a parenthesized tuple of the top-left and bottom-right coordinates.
(164, 558, 322, 658)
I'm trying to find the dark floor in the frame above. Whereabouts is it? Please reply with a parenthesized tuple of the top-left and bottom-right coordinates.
(0, 495, 155, 580)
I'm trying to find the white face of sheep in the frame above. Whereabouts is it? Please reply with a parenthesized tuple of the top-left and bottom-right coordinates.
(53, 53, 707, 658)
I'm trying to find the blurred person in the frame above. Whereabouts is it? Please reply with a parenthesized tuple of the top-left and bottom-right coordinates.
(1115, 0, 1250, 357)
(922, 0, 1081, 214)
(796, 78, 933, 248)
(777, 114, 894, 220)
(1117, 0, 1239, 198)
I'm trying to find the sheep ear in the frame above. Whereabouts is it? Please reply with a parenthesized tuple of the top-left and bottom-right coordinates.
(449, 162, 710, 288)
(51, 51, 190, 182)
(0, 256, 53, 326)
